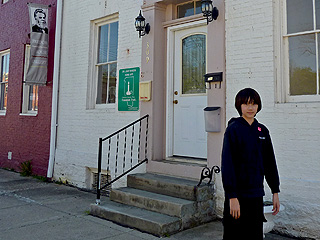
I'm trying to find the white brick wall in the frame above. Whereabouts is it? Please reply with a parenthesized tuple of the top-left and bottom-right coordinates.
(54, 0, 143, 188)
(224, 0, 320, 238)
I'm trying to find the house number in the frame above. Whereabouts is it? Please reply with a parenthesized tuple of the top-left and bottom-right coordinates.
(146, 42, 150, 63)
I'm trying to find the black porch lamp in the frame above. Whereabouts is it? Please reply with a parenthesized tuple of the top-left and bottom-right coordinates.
(201, 0, 219, 24)
(135, 10, 150, 38)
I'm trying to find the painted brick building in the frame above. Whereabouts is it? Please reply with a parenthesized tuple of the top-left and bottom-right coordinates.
(0, 0, 56, 176)
(223, 0, 320, 238)
(49, 0, 319, 238)
(52, 0, 142, 187)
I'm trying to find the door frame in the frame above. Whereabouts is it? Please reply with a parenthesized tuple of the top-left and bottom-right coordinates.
(165, 20, 207, 158)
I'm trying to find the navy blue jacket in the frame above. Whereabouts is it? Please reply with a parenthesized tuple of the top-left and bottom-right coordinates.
(221, 117, 280, 199)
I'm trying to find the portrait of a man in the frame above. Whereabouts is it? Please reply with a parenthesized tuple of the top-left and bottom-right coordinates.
(32, 9, 48, 34)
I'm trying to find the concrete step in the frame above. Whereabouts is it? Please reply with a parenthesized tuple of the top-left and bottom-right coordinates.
(90, 199, 181, 237)
(110, 187, 195, 217)
(127, 173, 214, 201)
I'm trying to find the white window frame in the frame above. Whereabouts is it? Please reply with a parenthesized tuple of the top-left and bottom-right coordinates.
(87, 14, 119, 110)
(0, 49, 10, 115)
(21, 45, 38, 116)
(277, 0, 320, 103)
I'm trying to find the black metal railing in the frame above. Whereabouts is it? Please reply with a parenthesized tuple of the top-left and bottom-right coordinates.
(197, 165, 220, 187)
(96, 114, 149, 204)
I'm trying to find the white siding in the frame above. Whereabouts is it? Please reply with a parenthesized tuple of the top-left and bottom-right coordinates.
(54, 0, 143, 188)
(223, 0, 320, 238)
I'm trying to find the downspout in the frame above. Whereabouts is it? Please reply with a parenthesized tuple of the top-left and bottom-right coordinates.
(47, 0, 63, 178)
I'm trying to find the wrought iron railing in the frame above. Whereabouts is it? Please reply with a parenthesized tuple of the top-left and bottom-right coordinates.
(197, 165, 221, 187)
(96, 114, 149, 204)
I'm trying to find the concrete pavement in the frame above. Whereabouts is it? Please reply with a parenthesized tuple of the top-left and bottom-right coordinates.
(0, 169, 295, 240)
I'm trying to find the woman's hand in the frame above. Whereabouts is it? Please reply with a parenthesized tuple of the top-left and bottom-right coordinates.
(230, 198, 241, 219)
(272, 193, 280, 215)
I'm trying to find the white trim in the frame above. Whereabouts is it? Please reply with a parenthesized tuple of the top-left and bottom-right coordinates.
(283, 29, 320, 38)
(48, 0, 63, 178)
(165, 19, 206, 158)
(277, 0, 320, 103)
(0, 49, 10, 113)
(22, 45, 30, 114)
(19, 112, 38, 117)
(22, 45, 39, 114)
(0, 49, 10, 55)
(87, 14, 119, 109)
(166, 25, 175, 157)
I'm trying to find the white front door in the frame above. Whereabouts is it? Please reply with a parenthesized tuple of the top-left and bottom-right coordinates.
(172, 25, 207, 159)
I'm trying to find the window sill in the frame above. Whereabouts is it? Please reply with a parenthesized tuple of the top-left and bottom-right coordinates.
(86, 104, 117, 113)
(275, 101, 320, 110)
(163, 13, 204, 28)
(20, 112, 38, 117)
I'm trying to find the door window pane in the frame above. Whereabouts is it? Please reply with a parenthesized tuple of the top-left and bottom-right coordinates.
(289, 34, 317, 95)
(182, 34, 206, 94)
(287, 0, 313, 34)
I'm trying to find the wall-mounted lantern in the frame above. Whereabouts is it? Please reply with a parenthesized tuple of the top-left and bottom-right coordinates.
(201, 0, 219, 24)
(135, 10, 150, 38)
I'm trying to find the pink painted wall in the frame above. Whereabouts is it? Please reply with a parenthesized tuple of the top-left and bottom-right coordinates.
(140, 0, 225, 179)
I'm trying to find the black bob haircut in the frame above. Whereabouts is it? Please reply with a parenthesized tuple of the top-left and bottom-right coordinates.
(235, 88, 262, 116)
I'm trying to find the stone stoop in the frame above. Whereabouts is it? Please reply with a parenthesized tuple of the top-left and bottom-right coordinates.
(90, 173, 217, 237)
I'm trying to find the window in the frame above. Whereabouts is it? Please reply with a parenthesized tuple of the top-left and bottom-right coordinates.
(182, 34, 206, 94)
(177, 1, 202, 18)
(0, 50, 10, 113)
(284, 0, 320, 100)
(95, 20, 118, 105)
(22, 45, 38, 114)
(2, 0, 9, 4)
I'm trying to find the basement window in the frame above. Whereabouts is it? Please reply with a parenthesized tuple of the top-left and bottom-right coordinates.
(92, 172, 111, 196)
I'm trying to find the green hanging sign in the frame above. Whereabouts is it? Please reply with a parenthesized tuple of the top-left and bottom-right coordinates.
(118, 67, 140, 111)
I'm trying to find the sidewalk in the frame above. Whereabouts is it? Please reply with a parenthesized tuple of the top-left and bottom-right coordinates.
(0, 169, 294, 240)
